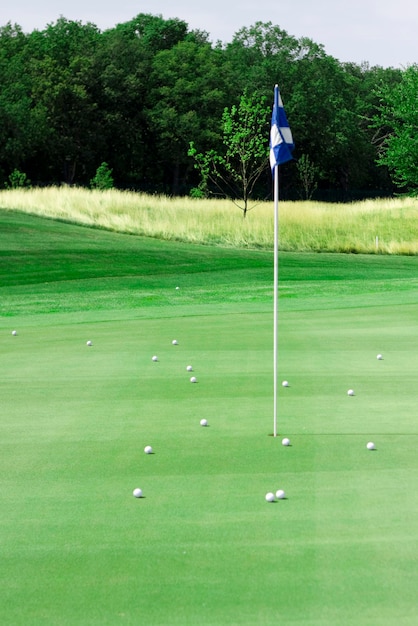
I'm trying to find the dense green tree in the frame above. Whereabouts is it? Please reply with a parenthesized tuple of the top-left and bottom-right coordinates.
(225, 22, 301, 95)
(95, 14, 190, 189)
(0, 13, 410, 198)
(4, 168, 31, 188)
(342, 62, 402, 196)
(292, 54, 356, 191)
(117, 13, 188, 54)
(371, 65, 418, 193)
(147, 35, 228, 194)
(0, 23, 47, 184)
(90, 161, 114, 189)
(224, 25, 398, 199)
(25, 18, 102, 184)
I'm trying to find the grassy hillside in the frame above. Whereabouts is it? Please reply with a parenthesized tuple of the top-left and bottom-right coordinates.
(3, 209, 418, 320)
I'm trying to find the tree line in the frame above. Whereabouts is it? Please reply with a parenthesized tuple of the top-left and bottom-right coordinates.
(0, 14, 415, 200)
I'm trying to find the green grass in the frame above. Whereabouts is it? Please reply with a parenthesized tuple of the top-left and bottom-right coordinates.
(1, 210, 418, 625)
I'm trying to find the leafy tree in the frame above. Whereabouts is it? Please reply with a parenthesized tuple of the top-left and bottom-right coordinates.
(95, 14, 190, 189)
(0, 13, 408, 198)
(225, 22, 302, 96)
(372, 64, 418, 193)
(289, 54, 352, 194)
(25, 18, 102, 184)
(116, 13, 188, 54)
(224, 23, 372, 198)
(0, 23, 47, 184)
(4, 168, 31, 188)
(90, 162, 114, 189)
(341, 62, 402, 197)
(147, 36, 227, 194)
(296, 154, 318, 199)
(189, 91, 270, 216)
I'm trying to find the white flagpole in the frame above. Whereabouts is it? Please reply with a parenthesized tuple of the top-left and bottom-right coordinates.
(273, 163, 279, 437)
(271, 83, 293, 438)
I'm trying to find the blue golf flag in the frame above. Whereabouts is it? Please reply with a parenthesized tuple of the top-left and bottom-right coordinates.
(269, 85, 294, 174)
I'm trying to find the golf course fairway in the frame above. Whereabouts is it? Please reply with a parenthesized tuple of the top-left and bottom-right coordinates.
(1, 210, 417, 625)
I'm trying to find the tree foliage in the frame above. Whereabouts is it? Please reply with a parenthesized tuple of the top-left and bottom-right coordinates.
(147, 37, 227, 194)
(90, 162, 114, 189)
(4, 168, 31, 189)
(189, 91, 270, 215)
(0, 14, 408, 198)
(372, 65, 418, 193)
(296, 154, 318, 200)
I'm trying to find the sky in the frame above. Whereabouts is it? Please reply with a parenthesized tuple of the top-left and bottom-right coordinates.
(1, 0, 417, 69)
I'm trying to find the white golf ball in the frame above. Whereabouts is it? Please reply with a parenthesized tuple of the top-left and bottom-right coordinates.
(144, 445, 153, 454)
(377, 354, 383, 360)
(281, 437, 290, 446)
(347, 389, 354, 396)
(186, 365, 193, 372)
(276, 489, 286, 500)
(282, 380, 289, 387)
(152, 355, 158, 362)
(172, 339, 178, 345)
(175, 286, 180, 290)
(133, 488, 143, 498)
(366, 441, 376, 450)
(200, 418, 208, 427)
(86, 340, 92, 346)
(265, 492, 275, 502)
(190, 376, 197, 383)
(12, 330, 17, 336)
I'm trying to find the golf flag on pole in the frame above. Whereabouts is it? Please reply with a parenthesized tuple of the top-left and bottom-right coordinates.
(271, 85, 293, 438)
(269, 85, 294, 173)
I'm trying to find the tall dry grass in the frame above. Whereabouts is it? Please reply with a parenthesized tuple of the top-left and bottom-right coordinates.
(1, 186, 418, 253)
(278, 198, 418, 254)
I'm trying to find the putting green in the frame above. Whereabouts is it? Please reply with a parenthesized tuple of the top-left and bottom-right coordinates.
(1, 212, 418, 625)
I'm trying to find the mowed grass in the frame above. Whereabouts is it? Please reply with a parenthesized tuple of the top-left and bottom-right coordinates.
(1, 210, 418, 625)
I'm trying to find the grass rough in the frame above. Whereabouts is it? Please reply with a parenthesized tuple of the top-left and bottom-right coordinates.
(2, 187, 418, 253)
